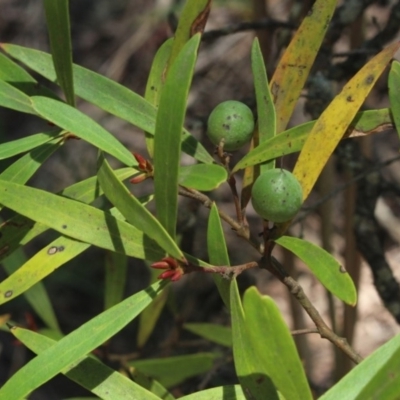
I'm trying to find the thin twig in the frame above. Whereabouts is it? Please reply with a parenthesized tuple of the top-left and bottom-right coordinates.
(291, 328, 319, 336)
(283, 274, 363, 364)
(178, 186, 263, 253)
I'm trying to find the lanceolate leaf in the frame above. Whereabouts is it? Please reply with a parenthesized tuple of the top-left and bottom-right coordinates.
(251, 38, 276, 173)
(293, 42, 400, 200)
(0, 130, 62, 160)
(243, 287, 313, 400)
(207, 203, 231, 308)
(0, 44, 214, 164)
(0, 281, 167, 399)
(43, 0, 75, 105)
(0, 52, 59, 99)
(179, 164, 227, 191)
(97, 153, 184, 261)
(271, 0, 336, 133)
(230, 282, 280, 399)
(0, 170, 138, 305)
(154, 34, 201, 239)
(60, 167, 137, 203)
(144, 38, 173, 157)
(0, 80, 36, 114)
(0, 168, 136, 264)
(320, 334, 400, 400)
(0, 138, 62, 184)
(232, 107, 392, 173)
(11, 328, 161, 400)
(276, 236, 357, 305)
(0, 180, 165, 261)
(31, 96, 136, 167)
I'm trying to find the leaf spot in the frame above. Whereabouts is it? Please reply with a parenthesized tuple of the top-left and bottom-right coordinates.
(62, 224, 67, 229)
(58, 246, 65, 252)
(4, 290, 13, 298)
(47, 246, 58, 255)
(339, 265, 347, 273)
(365, 74, 374, 85)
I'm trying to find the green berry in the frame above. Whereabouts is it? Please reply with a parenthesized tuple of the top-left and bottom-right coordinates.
(207, 100, 254, 151)
(251, 168, 303, 223)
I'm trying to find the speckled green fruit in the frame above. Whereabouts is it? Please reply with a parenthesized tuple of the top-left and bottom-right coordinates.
(207, 100, 254, 151)
(251, 168, 303, 223)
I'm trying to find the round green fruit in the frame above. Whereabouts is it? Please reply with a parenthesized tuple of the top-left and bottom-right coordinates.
(251, 168, 303, 223)
(207, 100, 254, 151)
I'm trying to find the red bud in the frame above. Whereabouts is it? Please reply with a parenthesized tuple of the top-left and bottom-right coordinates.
(130, 173, 147, 184)
(158, 270, 176, 280)
(151, 260, 170, 270)
(133, 153, 147, 171)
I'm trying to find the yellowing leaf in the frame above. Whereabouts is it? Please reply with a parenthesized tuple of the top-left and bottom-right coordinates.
(271, 0, 336, 133)
(293, 42, 400, 200)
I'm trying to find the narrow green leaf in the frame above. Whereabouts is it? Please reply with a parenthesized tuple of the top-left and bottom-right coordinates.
(179, 385, 246, 400)
(12, 328, 161, 400)
(0, 168, 136, 264)
(184, 323, 232, 347)
(60, 167, 136, 203)
(97, 153, 184, 261)
(276, 236, 357, 305)
(31, 96, 136, 167)
(169, 0, 210, 67)
(144, 38, 173, 157)
(104, 251, 127, 310)
(0, 52, 59, 99)
(0, 281, 166, 399)
(0, 130, 62, 160)
(251, 38, 276, 173)
(0, 180, 165, 261)
(1, 44, 214, 164)
(270, 0, 336, 133)
(243, 287, 313, 400)
(2, 247, 60, 331)
(129, 353, 219, 388)
(320, 334, 400, 400)
(389, 60, 400, 141)
(154, 34, 201, 238)
(0, 80, 36, 114)
(233, 108, 392, 173)
(179, 164, 227, 191)
(43, 0, 75, 105)
(0, 138, 62, 184)
(0, 138, 63, 216)
(230, 282, 280, 400)
(207, 203, 231, 308)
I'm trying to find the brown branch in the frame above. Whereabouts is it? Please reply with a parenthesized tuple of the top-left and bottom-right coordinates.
(291, 328, 319, 336)
(283, 273, 363, 364)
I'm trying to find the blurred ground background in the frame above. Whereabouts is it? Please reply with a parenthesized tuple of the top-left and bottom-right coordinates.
(1, 0, 400, 398)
